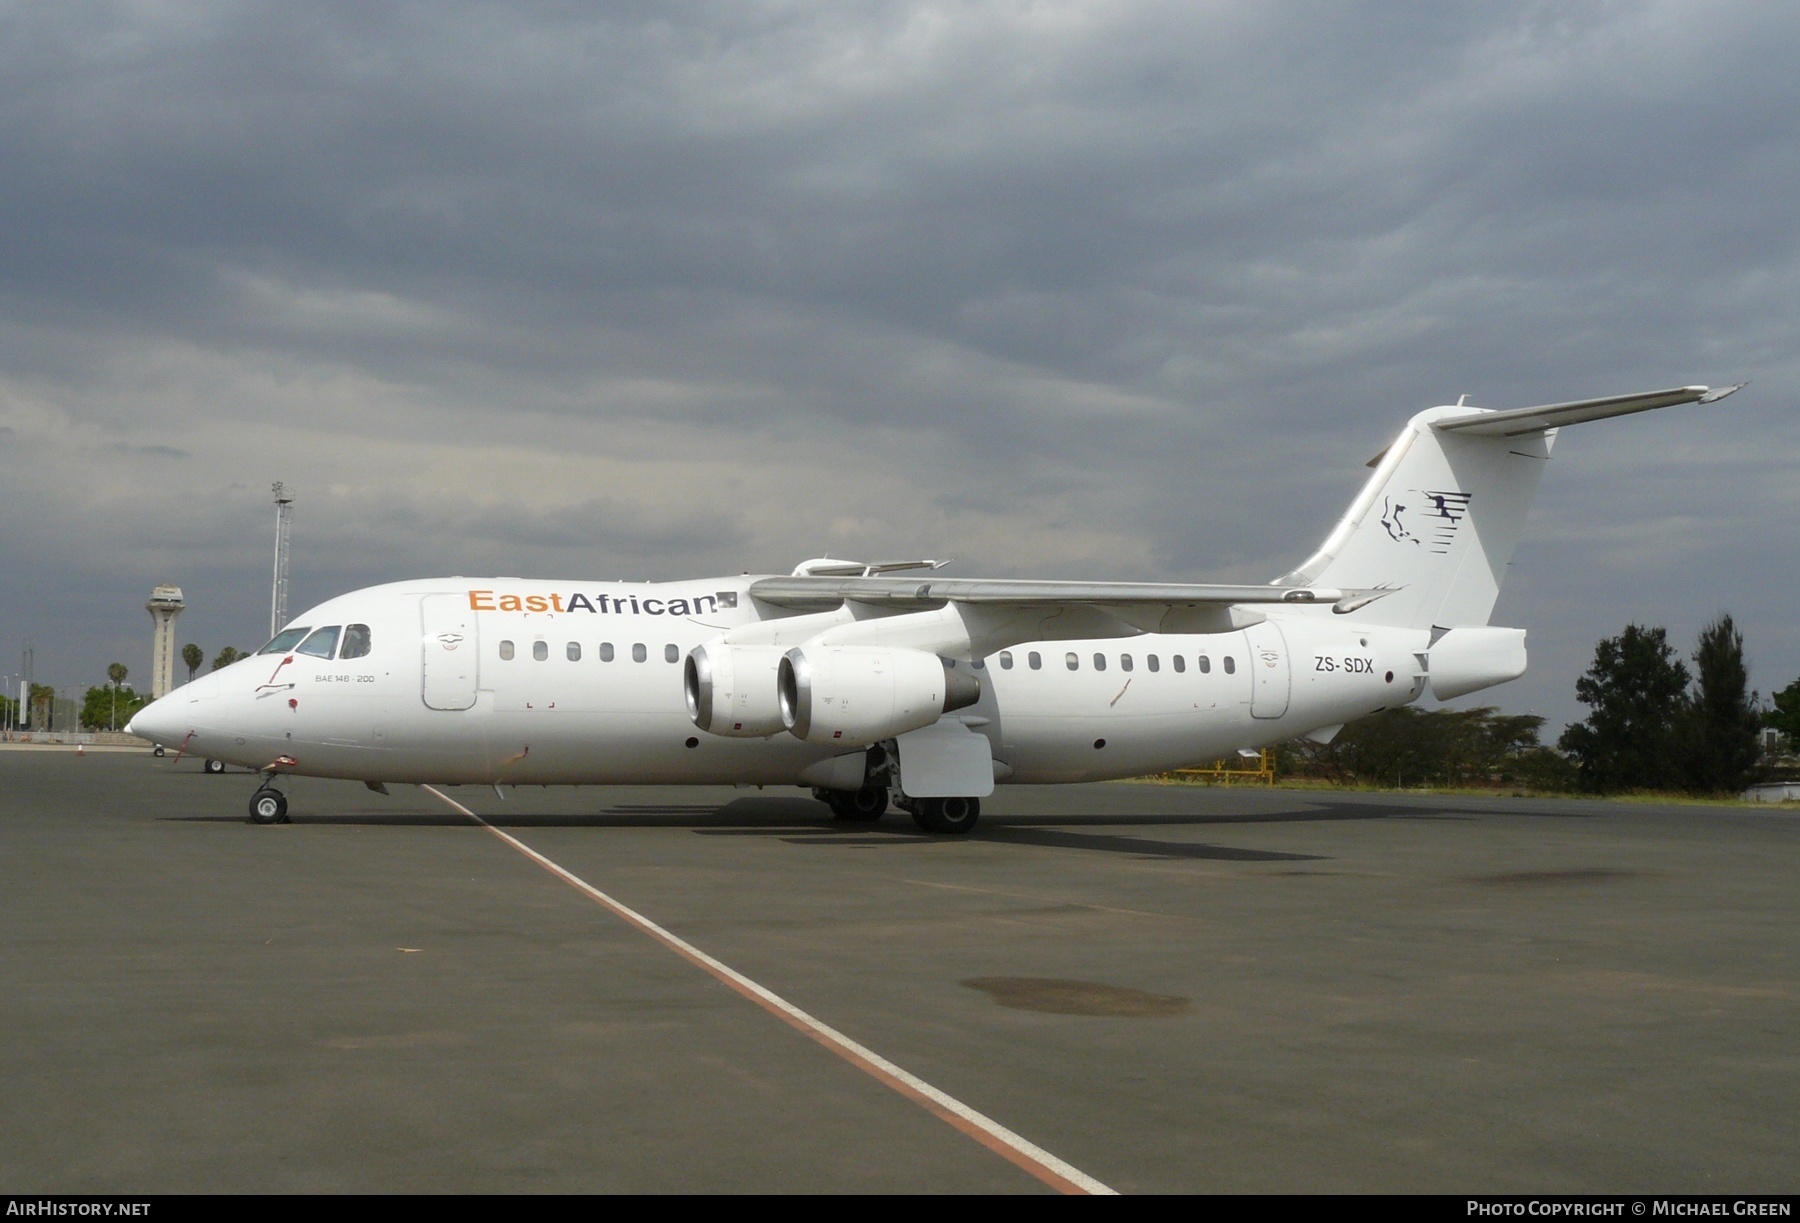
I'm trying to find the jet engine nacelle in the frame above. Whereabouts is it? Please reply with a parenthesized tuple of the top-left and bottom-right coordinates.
(685, 643, 788, 736)
(779, 646, 981, 747)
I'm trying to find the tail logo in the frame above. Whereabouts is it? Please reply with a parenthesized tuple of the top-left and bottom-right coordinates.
(1419, 489, 1473, 553)
(1383, 489, 1470, 554)
(1379, 496, 1415, 544)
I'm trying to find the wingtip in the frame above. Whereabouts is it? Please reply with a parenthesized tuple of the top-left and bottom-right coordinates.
(1697, 381, 1748, 404)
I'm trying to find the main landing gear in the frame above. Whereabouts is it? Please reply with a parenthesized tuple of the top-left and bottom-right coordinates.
(815, 786, 982, 834)
(203, 758, 226, 774)
(902, 795, 981, 835)
(248, 786, 289, 825)
(817, 785, 889, 822)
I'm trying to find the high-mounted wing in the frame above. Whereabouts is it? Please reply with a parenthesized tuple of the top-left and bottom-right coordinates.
(1431, 383, 1744, 437)
(749, 575, 1387, 615)
(790, 557, 949, 577)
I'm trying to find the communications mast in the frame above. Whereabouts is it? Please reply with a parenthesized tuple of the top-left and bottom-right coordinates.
(270, 482, 294, 638)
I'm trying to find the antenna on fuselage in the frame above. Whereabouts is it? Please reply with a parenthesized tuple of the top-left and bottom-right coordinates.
(270, 482, 294, 637)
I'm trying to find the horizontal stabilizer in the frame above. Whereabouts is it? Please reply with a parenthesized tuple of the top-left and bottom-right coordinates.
(1432, 384, 1743, 437)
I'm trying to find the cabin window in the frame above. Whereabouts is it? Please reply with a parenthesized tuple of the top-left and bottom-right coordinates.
(1093, 653, 1107, 672)
(296, 626, 341, 659)
(340, 624, 372, 659)
(259, 627, 310, 655)
(1065, 652, 1079, 671)
(1147, 654, 1159, 672)
(1223, 655, 1236, 674)
(998, 651, 1013, 670)
(600, 642, 614, 662)
(664, 644, 679, 664)
(1198, 655, 1212, 673)
(1028, 651, 1042, 670)
(1172, 655, 1186, 673)
(499, 640, 515, 661)
(566, 642, 581, 662)
(532, 640, 548, 662)
(972, 658, 985, 670)
(1120, 654, 1134, 672)
(632, 643, 647, 663)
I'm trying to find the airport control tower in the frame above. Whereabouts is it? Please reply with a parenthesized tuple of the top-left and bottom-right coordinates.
(146, 585, 185, 699)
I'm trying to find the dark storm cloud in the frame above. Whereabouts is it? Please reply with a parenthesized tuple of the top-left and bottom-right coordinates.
(0, 1, 1796, 729)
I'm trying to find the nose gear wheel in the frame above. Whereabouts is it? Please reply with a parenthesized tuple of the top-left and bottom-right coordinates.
(248, 787, 289, 825)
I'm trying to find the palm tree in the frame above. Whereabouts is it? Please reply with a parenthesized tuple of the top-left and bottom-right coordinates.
(105, 662, 127, 731)
(181, 643, 203, 683)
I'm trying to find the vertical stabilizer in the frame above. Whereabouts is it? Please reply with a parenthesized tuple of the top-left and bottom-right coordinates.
(1275, 385, 1740, 630)
(1275, 406, 1553, 629)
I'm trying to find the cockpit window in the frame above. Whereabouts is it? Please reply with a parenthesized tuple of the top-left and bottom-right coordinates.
(340, 624, 372, 659)
(296, 626, 341, 659)
(258, 627, 311, 655)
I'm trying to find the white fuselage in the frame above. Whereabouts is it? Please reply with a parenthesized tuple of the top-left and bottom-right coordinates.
(135, 577, 1429, 787)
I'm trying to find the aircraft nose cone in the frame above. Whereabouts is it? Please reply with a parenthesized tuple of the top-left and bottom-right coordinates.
(126, 679, 212, 744)
(125, 694, 178, 744)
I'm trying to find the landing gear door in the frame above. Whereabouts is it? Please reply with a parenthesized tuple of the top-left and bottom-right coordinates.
(894, 720, 996, 798)
(1245, 621, 1291, 719)
(421, 594, 479, 711)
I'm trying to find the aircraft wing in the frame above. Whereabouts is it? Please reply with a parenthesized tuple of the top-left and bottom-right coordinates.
(748, 576, 1387, 615)
(1431, 383, 1744, 437)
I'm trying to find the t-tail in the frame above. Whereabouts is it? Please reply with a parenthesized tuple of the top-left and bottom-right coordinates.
(1277, 382, 1745, 634)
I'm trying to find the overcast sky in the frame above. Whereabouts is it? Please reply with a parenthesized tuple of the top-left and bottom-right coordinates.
(2, 1, 1795, 734)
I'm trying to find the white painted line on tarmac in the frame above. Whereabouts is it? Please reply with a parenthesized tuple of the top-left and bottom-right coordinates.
(420, 784, 1117, 1196)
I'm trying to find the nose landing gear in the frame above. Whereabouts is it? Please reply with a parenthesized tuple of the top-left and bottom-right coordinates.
(248, 786, 289, 825)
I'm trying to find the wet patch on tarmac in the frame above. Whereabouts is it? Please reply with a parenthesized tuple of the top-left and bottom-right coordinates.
(1463, 867, 1650, 886)
(960, 977, 1192, 1017)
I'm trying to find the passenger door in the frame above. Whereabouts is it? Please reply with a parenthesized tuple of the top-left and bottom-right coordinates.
(421, 594, 479, 711)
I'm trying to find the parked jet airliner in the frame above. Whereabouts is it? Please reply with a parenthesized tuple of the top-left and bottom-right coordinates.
(128, 384, 1742, 831)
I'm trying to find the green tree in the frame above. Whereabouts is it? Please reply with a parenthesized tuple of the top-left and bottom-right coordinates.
(211, 646, 244, 672)
(83, 684, 148, 731)
(1284, 706, 1568, 789)
(1764, 677, 1800, 752)
(1680, 614, 1763, 794)
(106, 662, 127, 689)
(28, 682, 54, 730)
(1559, 624, 1690, 792)
(181, 643, 204, 683)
